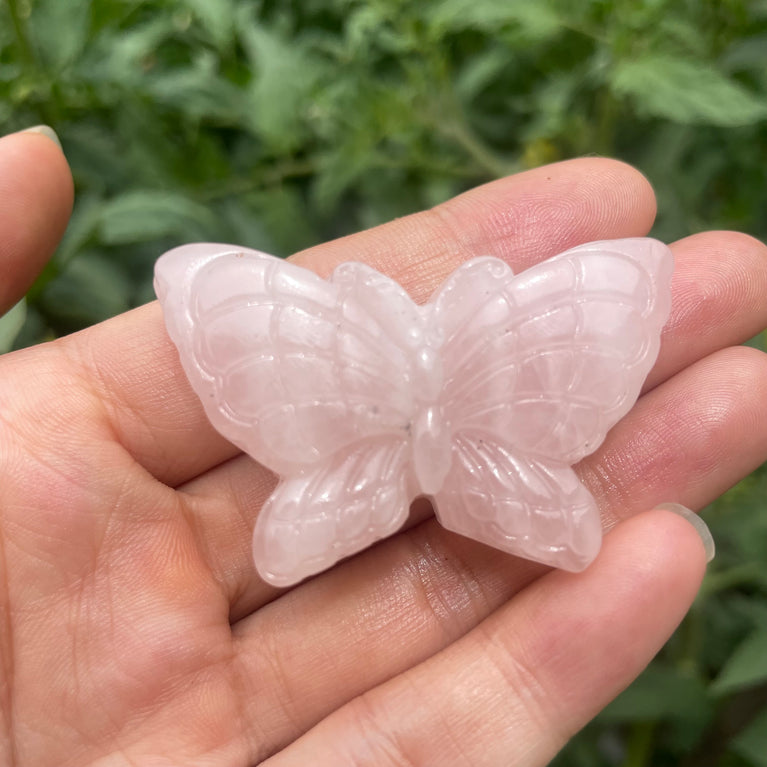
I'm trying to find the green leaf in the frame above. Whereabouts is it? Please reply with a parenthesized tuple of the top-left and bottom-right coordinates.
(25, 194, 104, 304)
(711, 627, 767, 695)
(0, 63, 21, 83)
(53, 194, 104, 269)
(599, 664, 712, 723)
(427, 0, 562, 40)
(40, 254, 130, 328)
(182, 0, 235, 49)
(249, 186, 318, 255)
(27, 0, 92, 70)
(77, 19, 177, 89)
(97, 191, 218, 245)
(217, 197, 276, 254)
(311, 147, 373, 214)
(0, 300, 27, 353)
(723, 33, 767, 75)
(455, 46, 514, 103)
(344, 5, 407, 56)
(731, 708, 767, 766)
(611, 54, 767, 126)
(236, 10, 322, 150)
(146, 58, 245, 123)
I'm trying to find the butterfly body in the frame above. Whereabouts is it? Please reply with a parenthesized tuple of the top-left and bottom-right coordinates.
(156, 239, 673, 587)
(410, 403, 451, 496)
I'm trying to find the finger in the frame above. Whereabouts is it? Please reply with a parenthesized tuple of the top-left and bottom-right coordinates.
(584, 345, 767, 528)
(206, 349, 767, 748)
(0, 128, 74, 314)
(646, 230, 767, 390)
(66, 193, 765, 497)
(189, 341, 767, 620)
(220, 350, 763, 759)
(289, 157, 657, 300)
(229, 515, 546, 759)
(258, 509, 707, 767)
(60, 158, 657, 486)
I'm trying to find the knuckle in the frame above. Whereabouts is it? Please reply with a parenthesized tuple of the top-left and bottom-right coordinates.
(344, 691, 419, 767)
(475, 621, 565, 739)
(403, 523, 495, 643)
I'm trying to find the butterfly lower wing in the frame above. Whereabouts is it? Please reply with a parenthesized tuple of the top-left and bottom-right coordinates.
(253, 439, 411, 586)
(435, 238, 673, 465)
(155, 244, 420, 474)
(433, 434, 602, 571)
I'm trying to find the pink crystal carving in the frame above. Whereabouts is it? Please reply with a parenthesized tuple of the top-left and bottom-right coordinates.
(155, 238, 673, 586)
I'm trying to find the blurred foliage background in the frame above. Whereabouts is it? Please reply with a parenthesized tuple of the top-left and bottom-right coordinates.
(0, 0, 766, 764)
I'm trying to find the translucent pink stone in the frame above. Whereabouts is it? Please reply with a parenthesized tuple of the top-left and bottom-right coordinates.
(155, 238, 673, 586)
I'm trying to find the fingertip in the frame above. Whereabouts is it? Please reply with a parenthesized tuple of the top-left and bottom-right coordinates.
(588, 157, 657, 213)
(22, 128, 74, 212)
(505, 505, 711, 744)
(445, 156, 659, 269)
(291, 156, 660, 305)
(2, 126, 74, 216)
(567, 157, 657, 240)
(606, 506, 710, 595)
(0, 127, 74, 313)
(18, 124, 63, 151)
(3, 126, 73, 191)
(654, 503, 715, 563)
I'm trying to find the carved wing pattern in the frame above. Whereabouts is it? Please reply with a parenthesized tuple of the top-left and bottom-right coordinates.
(430, 239, 673, 569)
(434, 239, 673, 462)
(435, 435, 603, 570)
(253, 438, 410, 586)
(156, 238, 673, 584)
(155, 244, 420, 476)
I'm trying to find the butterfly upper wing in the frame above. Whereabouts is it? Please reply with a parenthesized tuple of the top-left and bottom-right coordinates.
(435, 238, 674, 462)
(155, 244, 422, 475)
(430, 238, 673, 570)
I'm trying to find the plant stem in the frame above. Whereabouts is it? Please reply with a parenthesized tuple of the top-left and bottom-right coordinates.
(408, 41, 516, 179)
(5, 0, 59, 126)
(594, 86, 619, 155)
(701, 563, 765, 595)
(439, 119, 517, 178)
(6, 0, 37, 71)
(200, 153, 481, 202)
(676, 602, 703, 675)
(199, 159, 317, 201)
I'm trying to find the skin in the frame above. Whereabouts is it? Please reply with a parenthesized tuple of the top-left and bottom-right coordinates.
(0, 130, 766, 767)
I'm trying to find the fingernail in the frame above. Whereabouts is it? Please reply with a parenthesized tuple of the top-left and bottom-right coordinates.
(19, 125, 62, 150)
(656, 502, 715, 563)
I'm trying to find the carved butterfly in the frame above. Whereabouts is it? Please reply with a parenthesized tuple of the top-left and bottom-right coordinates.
(155, 238, 673, 586)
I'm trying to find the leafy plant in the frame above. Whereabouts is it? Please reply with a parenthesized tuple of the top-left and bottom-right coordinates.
(1, 1, 766, 763)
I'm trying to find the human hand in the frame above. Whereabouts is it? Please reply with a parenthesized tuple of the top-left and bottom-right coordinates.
(1, 128, 765, 767)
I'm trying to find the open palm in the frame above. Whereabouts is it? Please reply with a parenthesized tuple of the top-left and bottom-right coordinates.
(1, 130, 766, 767)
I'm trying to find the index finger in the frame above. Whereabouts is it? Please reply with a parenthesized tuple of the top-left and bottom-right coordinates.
(60, 158, 657, 485)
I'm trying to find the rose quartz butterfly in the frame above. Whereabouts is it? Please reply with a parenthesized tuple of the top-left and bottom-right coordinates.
(155, 239, 673, 586)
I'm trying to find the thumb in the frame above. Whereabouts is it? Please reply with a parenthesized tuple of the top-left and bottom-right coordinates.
(0, 126, 73, 316)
